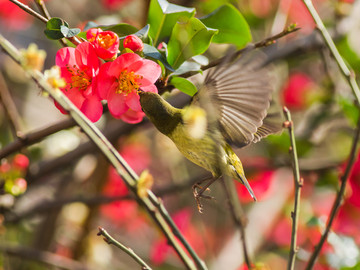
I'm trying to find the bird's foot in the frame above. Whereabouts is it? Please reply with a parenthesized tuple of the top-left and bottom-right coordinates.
(192, 183, 215, 213)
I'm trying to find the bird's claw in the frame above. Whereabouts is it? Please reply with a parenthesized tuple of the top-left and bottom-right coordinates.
(192, 184, 215, 213)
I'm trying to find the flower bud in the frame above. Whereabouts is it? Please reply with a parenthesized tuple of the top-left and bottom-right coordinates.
(123, 35, 144, 52)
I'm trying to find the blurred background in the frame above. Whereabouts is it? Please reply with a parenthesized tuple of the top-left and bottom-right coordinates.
(0, 0, 360, 269)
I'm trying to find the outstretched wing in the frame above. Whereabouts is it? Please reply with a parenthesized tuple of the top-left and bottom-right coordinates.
(195, 50, 280, 147)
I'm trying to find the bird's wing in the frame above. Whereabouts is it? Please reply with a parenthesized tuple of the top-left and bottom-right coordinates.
(196, 50, 277, 147)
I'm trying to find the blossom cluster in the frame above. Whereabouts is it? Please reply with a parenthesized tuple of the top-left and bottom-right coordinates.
(55, 29, 161, 123)
(0, 154, 29, 196)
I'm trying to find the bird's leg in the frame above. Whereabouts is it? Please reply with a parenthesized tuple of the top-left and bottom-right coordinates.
(192, 177, 219, 213)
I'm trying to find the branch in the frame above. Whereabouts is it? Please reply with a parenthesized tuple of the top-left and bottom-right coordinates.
(0, 118, 75, 159)
(299, 1, 360, 268)
(302, 0, 360, 105)
(0, 34, 205, 270)
(0, 244, 91, 270)
(0, 72, 24, 139)
(9, 0, 81, 46)
(305, 116, 360, 269)
(97, 227, 152, 270)
(283, 107, 303, 270)
(221, 178, 252, 269)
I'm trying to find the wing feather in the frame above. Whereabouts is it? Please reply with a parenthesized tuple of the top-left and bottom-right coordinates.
(196, 50, 277, 147)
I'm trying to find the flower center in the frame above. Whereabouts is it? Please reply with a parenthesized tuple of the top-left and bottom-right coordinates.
(98, 33, 117, 50)
(116, 70, 142, 95)
(66, 65, 91, 90)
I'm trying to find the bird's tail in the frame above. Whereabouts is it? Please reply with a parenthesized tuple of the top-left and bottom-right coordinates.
(235, 169, 257, 201)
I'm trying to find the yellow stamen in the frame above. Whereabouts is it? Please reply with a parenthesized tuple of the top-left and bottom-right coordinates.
(98, 33, 116, 49)
(116, 70, 142, 95)
(66, 65, 91, 90)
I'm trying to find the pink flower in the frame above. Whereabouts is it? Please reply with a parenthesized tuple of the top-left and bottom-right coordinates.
(282, 72, 315, 110)
(96, 53, 161, 123)
(150, 208, 207, 265)
(123, 35, 144, 52)
(55, 42, 103, 122)
(12, 154, 29, 171)
(0, 0, 34, 30)
(237, 170, 274, 202)
(101, 0, 130, 10)
(86, 28, 119, 60)
(100, 142, 151, 231)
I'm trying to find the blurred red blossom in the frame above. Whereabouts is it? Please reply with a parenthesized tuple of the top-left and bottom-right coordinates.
(55, 42, 103, 122)
(86, 28, 119, 60)
(101, 0, 130, 10)
(123, 35, 144, 52)
(150, 208, 207, 265)
(282, 72, 316, 110)
(101, 142, 151, 230)
(96, 53, 161, 123)
(0, 0, 33, 30)
(237, 170, 274, 202)
(12, 154, 29, 171)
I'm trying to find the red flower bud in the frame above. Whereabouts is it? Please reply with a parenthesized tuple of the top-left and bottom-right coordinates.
(123, 35, 144, 52)
(12, 154, 29, 171)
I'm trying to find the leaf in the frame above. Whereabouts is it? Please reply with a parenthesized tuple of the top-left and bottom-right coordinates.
(172, 60, 202, 76)
(338, 96, 359, 127)
(60, 25, 81, 38)
(44, 17, 69, 40)
(147, 0, 195, 45)
(169, 76, 197, 96)
(200, 4, 252, 48)
(101, 23, 139, 37)
(143, 44, 174, 72)
(167, 17, 218, 69)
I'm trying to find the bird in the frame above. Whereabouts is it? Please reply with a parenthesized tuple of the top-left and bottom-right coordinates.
(138, 49, 282, 210)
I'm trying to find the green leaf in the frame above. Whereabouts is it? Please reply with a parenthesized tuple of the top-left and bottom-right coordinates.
(60, 25, 81, 38)
(101, 24, 139, 37)
(167, 17, 218, 69)
(338, 96, 359, 127)
(44, 17, 69, 40)
(200, 4, 252, 48)
(143, 44, 174, 72)
(172, 60, 202, 76)
(169, 76, 197, 96)
(147, 0, 195, 45)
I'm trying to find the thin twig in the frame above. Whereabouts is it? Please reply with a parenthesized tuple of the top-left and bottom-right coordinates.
(0, 244, 91, 270)
(0, 34, 205, 270)
(174, 24, 300, 82)
(302, 0, 360, 105)
(0, 72, 25, 139)
(0, 118, 75, 159)
(9, 0, 81, 46)
(283, 107, 303, 270)
(5, 172, 208, 223)
(97, 227, 152, 270)
(9, 0, 48, 23)
(33, 0, 51, 19)
(300, 1, 360, 268)
(221, 178, 252, 269)
(305, 116, 360, 269)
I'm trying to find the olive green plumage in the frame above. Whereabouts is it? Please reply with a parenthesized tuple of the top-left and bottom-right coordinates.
(139, 50, 282, 200)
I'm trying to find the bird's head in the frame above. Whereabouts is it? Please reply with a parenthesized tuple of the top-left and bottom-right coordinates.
(138, 90, 182, 135)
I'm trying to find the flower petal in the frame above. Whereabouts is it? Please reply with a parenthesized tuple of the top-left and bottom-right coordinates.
(108, 91, 129, 118)
(139, 78, 158, 93)
(75, 42, 100, 71)
(96, 62, 115, 100)
(56, 47, 76, 67)
(125, 91, 141, 111)
(81, 96, 103, 122)
(128, 58, 161, 83)
(120, 109, 145, 124)
(108, 53, 141, 77)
